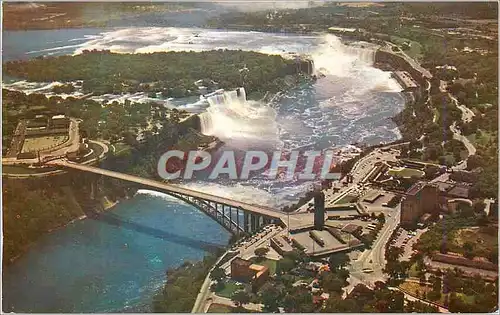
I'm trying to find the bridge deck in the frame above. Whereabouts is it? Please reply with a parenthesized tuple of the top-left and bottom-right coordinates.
(50, 161, 286, 220)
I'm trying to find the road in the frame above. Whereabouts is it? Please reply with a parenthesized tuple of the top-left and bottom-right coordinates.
(450, 122, 476, 170)
(192, 250, 235, 313)
(322, 148, 401, 208)
(346, 204, 401, 291)
(446, 92, 476, 171)
(449, 93, 475, 123)
(48, 160, 287, 220)
(194, 227, 283, 313)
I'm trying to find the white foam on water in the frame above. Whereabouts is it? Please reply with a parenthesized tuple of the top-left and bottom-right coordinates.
(180, 181, 281, 208)
(26, 43, 87, 55)
(136, 189, 189, 205)
(199, 87, 279, 147)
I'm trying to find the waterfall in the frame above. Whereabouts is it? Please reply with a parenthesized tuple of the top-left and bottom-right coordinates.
(198, 87, 279, 146)
(341, 45, 376, 65)
(199, 112, 214, 136)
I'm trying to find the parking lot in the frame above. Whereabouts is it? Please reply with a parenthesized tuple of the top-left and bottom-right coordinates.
(390, 227, 427, 261)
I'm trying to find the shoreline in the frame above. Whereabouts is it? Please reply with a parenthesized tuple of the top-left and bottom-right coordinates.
(4, 194, 123, 267)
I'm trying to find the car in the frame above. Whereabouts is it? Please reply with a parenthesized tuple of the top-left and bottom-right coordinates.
(362, 268, 374, 273)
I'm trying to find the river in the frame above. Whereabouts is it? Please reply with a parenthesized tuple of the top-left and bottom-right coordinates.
(2, 191, 230, 313)
(2, 10, 405, 312)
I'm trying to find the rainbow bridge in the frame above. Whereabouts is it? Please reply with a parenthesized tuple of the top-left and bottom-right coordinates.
(48, 161, 287, 235)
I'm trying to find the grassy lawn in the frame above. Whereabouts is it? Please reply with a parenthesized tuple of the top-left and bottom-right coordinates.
(389, 35, 423, 61)
(207, 304, 233, 313)
(467, 130, 494, 147)
(432, 107, 440, 123)
(457, 293, 475, 304)
(399, 281, 432, 298)
(399, 281, 475, 306)
(216, 279, 245, 298)
(336, 194, 358, 204)
(250, 257, 278, 275)
(453, 226, 498, 258)
(112, 142, 132, 156)
(88, 141, 105, 159)
(408, 262, 419, 278)
(388, 167, 425, 178)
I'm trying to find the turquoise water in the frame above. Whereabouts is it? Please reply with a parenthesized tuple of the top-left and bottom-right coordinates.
(2, 192, 230, 313)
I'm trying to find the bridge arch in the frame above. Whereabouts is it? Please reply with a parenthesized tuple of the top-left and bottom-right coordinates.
(49, 161, 285, 235)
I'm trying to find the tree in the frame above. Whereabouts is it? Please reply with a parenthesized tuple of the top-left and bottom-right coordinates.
(323, 295, 359, 312)
(321, 272, 344, 294)
(430, 274, 442, 292)
(329, 253, 350, 270)
(210, 267, 226, 282)
(419, 272, 427, 286)
(254, 247, 269, 260)
(463, 242, 475, 259)
(282, 288, 315, 313)
(277, 257, 295, 274)
(231, 290, 251, 307)
(261, 285, 281, 312)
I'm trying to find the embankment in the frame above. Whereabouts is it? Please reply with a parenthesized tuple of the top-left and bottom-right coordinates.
(2, 173, 134, 265)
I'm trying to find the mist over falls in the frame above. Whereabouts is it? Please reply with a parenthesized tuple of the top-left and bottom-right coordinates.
(199, 88, 279, 148)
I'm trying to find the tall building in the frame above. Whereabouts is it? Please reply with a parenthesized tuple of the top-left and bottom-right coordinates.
(400, 181, 438, 226)
(314, 191, 325, 229)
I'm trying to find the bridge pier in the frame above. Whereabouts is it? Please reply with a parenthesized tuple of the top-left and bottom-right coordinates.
(235, 208, 240, 235)
(244, 212, 249, 233)
(250, 214, 257, 233)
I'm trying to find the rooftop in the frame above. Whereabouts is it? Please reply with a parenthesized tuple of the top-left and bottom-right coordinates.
(393, 71, 419, 89)
(341, 223, 362, 234)
(232, 257, 252, 268)
(406, 181, 426, 196)
(447, 185, 470, 199)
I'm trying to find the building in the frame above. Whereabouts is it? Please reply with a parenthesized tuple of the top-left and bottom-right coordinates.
(400, 182, 439, 226)
(401, 180, 473, 226)
(341, 223, 362, 236)
(392, 71, 419, 90)
(50, 115, 70, 129)
(314, 192, 325, 230)
(230, 258, 269, 288)
(270, 236, 294, 255)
